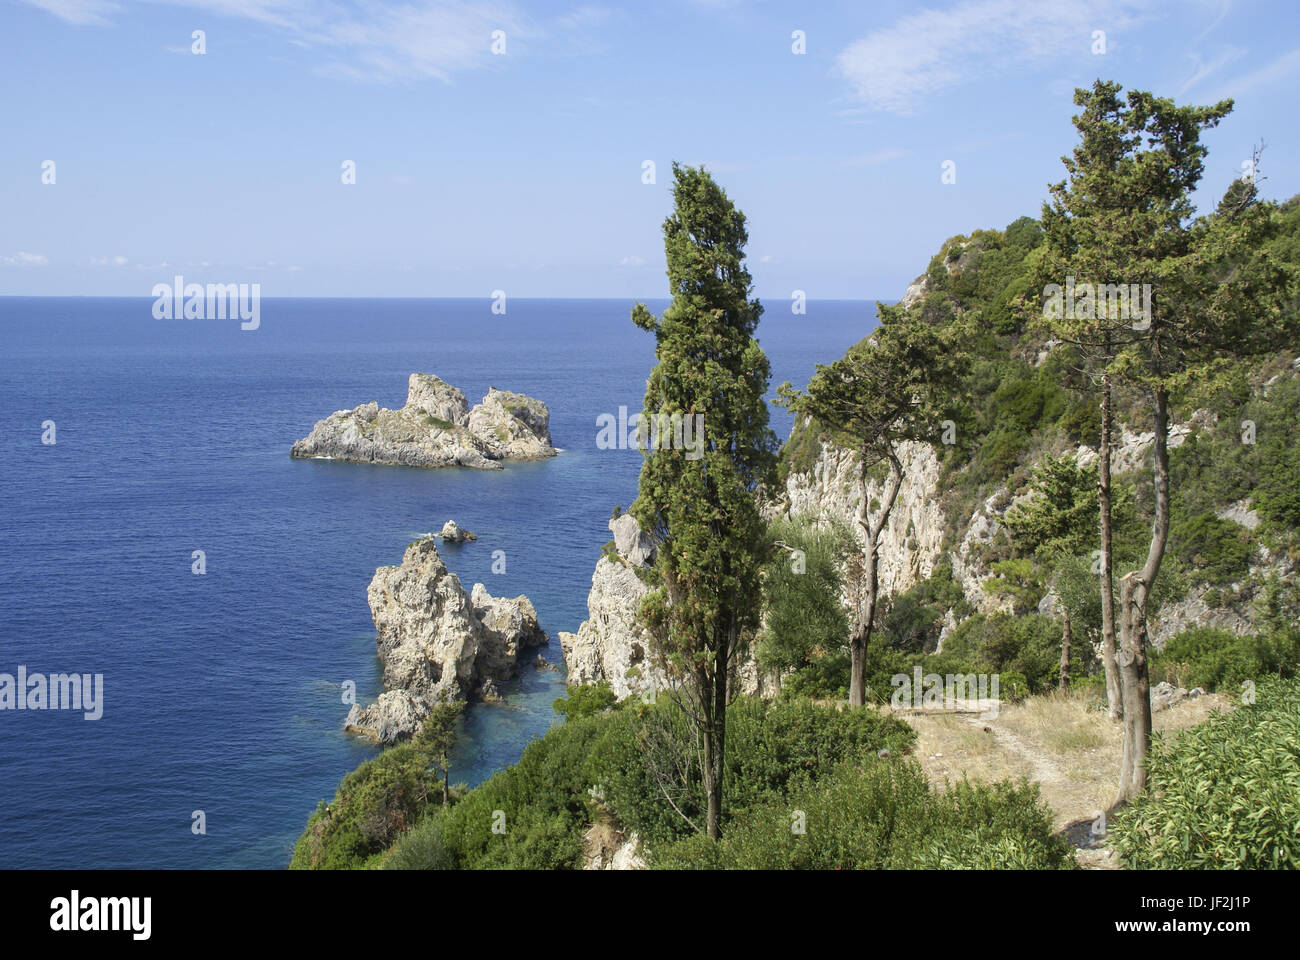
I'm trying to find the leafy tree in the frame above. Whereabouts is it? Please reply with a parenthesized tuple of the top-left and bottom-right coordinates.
(629, 163, 778, 839)
(779, 306, 966, 706)
(758, 516, 853, 676)
(1037, 80, 1297, 806)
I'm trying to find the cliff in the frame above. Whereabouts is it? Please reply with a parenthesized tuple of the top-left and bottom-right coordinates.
(559, 513, 774, 701)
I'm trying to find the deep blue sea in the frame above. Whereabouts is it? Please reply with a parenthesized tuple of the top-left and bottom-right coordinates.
(0, 297, 876, 868)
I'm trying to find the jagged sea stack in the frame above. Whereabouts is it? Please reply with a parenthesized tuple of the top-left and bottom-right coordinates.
(345, 536, 548, 743)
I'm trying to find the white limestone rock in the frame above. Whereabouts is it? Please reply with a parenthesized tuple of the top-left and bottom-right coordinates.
(291, 373, 556, 470)
(345, 536, 548, 743)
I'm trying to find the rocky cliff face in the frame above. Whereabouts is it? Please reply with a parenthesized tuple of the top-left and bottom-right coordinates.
(559, 514, 774, 701)
(559, 516, 665, 701)
(345, 536, 548, 743)
(291, 373, 556, 470)
(780, 406, 1278, 651)
(775, 438, 946, 603)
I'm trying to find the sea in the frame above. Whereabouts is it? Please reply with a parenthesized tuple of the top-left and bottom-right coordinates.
(0, 297, 877, 868)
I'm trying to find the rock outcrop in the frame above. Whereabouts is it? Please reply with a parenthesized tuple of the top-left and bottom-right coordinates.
(776, 438, 946, 602)
(345, 536, 548, 743)
(774, 406, 1273, 643)
(291, 373, 556, 470)
(559, 521, 664, 702)
(438, 520, 477, 543)
(559, 514, 774, 701)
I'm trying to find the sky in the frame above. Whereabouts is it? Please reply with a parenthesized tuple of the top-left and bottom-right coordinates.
(2, 0, 1298, 299)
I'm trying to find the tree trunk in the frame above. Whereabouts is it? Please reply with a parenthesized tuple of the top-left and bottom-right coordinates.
(848, 448, 904, 708)
(702, 622, 732, 840)
(1112, 388, 1169, 810)
(1059, 608, 1072, 694)
(1098, 373, 1122, 720)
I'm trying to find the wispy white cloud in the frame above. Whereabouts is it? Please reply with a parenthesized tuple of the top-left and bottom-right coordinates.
(1210, 44, 1300, 100)
(619, 255, 645, 267)
(1177, 45, 1247, 95)
(25, 1, 546, 82)
(18, 0, 120, 26)
(2, 251, 50, 267)
(90, 254, 129, 266)
(834, 0, 1158, 114)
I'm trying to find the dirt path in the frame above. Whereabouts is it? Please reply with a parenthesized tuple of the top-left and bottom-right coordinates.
(895, 691, 1230, 869)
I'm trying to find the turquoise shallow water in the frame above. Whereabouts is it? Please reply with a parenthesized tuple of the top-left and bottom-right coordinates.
(0, 296, 876, 867)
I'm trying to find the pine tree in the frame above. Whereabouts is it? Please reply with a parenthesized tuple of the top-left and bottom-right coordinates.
(630, 163, 777, 840)
(780, 303, 966, 706)
(1001, 454, 1099, 691)
(1036, 80, 1296, 806)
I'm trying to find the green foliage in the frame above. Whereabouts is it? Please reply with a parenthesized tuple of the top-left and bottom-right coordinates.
(651, 760, 1072, 870)
(940, 613, 1075, 694)
(382, 813, 456, 870)
(758, 516, 853, 674)
(1003, 454, 1099, 558)
(423, 414, 455, 431)
(776, 413, 825, 482)
(1111, 677, 1300, 869)
(1150, 626, 1300, 692)
(553, 682, 618, 720)
(436, 712, 611, 869)
(584, 697, 916, 846)
(1170, 511, 1254, 585)
(983, 557, 1046, 615)
(290, 739, 441, 870)
(880, 562, 970, 653)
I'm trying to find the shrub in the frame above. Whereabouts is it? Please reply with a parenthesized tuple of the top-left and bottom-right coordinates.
(1150, 626, 1300, 692)
(651, 760, 1072, 870)
(1110, 677, 1300, 869)
(1171, 511, 1254, 585)
(758, 516, 853, 675)
(939, 612, 1069, 694)
(553, 682, 618, 720)
(290, 740, 441, 870)
(584, 697, 917, 846)
(382, 813, 456, 870)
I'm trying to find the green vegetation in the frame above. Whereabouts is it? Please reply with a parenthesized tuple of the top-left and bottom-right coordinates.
(757, 516, 853, 676)
(552, 681, 617, 720)
(1111, 677, 1300, 869)
(422, 414, 456, 431)
(1149, 626, 1300, 692)
(653, 763, 1071, 870)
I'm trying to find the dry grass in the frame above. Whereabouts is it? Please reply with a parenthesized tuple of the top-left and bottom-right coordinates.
(896, 688, 1234, 860)
(999, 691, 1115, 755)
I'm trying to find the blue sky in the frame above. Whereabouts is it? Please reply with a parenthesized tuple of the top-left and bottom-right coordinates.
(2, 0, 1298, 299)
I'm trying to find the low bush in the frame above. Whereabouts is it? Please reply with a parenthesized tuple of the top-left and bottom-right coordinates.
(1150, 626, 1300, 693)
(1110, 677, 1300, 869)
(651, 760, 1072, 870)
